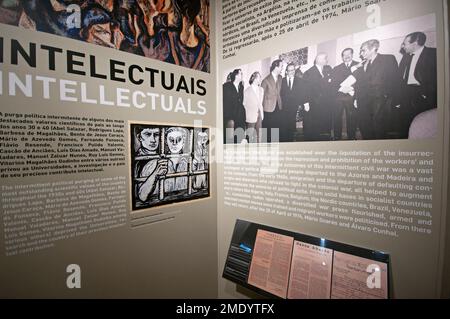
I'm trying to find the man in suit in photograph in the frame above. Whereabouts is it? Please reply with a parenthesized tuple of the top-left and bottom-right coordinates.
(280, 63, 307, 142)
(353, 39, 401, 140)
(331, 48, 359, 140)
(398, 32, 437, 138)
(261, 59, 283, 143)
(303, 53, 334, 141)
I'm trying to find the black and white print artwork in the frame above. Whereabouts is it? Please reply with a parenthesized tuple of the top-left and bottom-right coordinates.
(131, 123, 209, 211)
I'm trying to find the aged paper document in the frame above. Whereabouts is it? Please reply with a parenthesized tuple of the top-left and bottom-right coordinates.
(287, 241, 333, 299)
(331, 251, 388, 299)
(247, 230, 294, 298)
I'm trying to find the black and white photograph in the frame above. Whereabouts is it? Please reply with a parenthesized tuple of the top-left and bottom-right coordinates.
(222, 14, 437, 144)
(131, 123, 210, 211)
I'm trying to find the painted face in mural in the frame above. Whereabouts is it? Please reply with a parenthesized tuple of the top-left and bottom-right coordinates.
(167, 128, 185, 154)
(198, 132, 208, 146)
(195, 131, 208, 157)
(139, 128, 160, 153)
(86, 23, 114, 47)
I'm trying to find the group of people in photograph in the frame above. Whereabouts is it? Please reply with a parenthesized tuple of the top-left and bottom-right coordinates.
(223, 31, 437, 143)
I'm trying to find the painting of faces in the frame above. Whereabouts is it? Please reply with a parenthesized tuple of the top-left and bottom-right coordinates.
(131, 123, 209, 211)
(0, 0, 210, 72)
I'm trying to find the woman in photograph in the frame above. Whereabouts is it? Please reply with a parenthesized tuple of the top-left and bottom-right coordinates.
(223, 69, 246, 143)
(243, 72, 264, 143)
